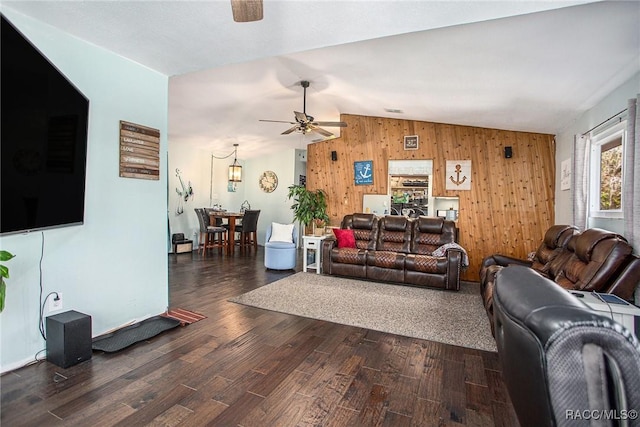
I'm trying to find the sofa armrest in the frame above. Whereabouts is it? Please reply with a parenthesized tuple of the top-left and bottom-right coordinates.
(482, 254, 533, 269)
(444, 248, 463, 291)
(322, 237, 337, 274)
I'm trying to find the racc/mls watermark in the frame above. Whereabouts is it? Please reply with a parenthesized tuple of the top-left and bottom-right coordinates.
(566, 410, 638, 421)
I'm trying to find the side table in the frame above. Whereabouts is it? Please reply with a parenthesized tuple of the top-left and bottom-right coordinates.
(570, 290, 640, 337)
(302, 235, 327, 274)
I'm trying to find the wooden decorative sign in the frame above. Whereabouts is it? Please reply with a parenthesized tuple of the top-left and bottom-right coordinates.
(119, 120, 160, 180)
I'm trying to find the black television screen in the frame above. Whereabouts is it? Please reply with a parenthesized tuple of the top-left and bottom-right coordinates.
(1, 15, 89, 235)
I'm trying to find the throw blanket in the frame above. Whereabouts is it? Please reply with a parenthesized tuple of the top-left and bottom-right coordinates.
(433, 243, 469, 268)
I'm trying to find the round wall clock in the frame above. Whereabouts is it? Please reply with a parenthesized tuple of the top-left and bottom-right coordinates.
(259, 170, 278, 193)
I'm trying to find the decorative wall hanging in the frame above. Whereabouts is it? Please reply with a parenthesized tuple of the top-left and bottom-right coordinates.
(119, 120, 160, 180)
(354, 160, 374, 185)
(403, 135, 419, 150)
(259, 170, 278, 193)
(560, 158, 571, 191)
(445, 160, 471, 191)
(174, 168, 194, 215)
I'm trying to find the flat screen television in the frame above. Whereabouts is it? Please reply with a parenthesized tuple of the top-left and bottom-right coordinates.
(1, 15, 89, 236)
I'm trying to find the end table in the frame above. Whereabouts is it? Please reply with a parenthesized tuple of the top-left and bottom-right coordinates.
(302, 235, 328, 274)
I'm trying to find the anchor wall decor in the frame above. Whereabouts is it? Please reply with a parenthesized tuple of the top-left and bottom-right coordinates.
(445, 160, 471, 191)
(354, 160, 374, 185)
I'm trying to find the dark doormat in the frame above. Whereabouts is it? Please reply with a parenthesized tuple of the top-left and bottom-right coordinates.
(92, 315, 181, 353)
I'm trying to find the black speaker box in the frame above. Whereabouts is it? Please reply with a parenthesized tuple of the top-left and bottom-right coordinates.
(504, 146, 513, 158)
(331, 151, 338, 161)
(46, 310, 92, 368)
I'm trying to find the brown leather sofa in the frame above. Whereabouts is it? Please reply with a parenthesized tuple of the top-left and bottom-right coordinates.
(480, 225, 640, 335)
(321, 213, 464, 290)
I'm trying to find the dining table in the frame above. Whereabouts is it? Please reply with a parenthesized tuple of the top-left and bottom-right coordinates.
(208, 211, 244, 255)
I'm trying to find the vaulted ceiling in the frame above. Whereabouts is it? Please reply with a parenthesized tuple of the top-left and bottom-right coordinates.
(3, 1, 639, 159)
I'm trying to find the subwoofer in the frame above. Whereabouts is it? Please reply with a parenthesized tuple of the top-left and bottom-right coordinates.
(46, 310, 92, 368)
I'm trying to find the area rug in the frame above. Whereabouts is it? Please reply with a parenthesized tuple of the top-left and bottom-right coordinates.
(162, 308, 207, 325)
(229, 273, 496, 352)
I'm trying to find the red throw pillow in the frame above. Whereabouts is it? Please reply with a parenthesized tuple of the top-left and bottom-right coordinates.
(333, 228, 356, 248)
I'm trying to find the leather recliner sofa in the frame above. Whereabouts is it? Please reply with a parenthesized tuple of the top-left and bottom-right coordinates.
(493, 265, 640, 427)
(321, 213, 464, 290)
(480, 225, 640, 334)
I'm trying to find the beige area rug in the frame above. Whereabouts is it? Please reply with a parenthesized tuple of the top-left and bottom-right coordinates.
(229, 273, 496, 352)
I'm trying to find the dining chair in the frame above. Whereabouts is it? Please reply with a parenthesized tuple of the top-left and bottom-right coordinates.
(194, 208, 227, 256)
(204, 207, 225, 226)
(234, 209, 260, 253)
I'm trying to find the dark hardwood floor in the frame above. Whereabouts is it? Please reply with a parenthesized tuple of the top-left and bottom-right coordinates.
(1, 248, 520, 426)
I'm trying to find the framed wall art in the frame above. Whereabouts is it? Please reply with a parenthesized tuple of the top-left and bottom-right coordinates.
(119, 120, 160, 180)
(403, 135, 419, 150)
(445, 160, 472, 191)
(354, 160, 373, 185)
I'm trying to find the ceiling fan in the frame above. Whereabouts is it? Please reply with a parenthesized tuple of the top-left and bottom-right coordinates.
(259, 81, 347, 138)
(230, 0, 263, 23)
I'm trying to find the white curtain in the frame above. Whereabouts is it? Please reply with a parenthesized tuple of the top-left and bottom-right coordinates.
(623, 95, 639, 252)
(572, 134, 590, 230)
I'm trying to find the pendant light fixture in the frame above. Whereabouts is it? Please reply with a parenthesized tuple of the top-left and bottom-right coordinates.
(228, 143, 242, 182)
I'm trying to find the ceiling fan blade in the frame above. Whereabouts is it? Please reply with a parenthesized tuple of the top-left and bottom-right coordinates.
(294, 111, 309, 124)
(259, 119, 297, 124)
(311, 121, 348, 128)
(308, 125, 335, 138)
(281, 125, 299, 135)
(230, 0, 263, 22)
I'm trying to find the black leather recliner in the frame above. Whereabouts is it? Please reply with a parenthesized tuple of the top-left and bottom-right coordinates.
(493, 265, 640, 427)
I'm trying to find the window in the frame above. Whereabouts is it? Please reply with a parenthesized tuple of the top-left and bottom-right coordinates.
(589, 122, 626, 219)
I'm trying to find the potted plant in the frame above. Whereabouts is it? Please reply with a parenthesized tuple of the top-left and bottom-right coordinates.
(0, 250, 15, 313)
(286, 185, 330, 235)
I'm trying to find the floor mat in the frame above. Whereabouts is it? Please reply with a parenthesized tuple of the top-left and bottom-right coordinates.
(92, 315, 181, 353)
(162, 308, 206, 325)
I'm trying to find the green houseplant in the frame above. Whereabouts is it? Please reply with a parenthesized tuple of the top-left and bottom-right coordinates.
(286, 185, 330, 234)
(0, 250, 16, 313)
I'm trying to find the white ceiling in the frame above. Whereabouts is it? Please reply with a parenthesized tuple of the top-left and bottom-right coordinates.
(3, 1, 639, 159)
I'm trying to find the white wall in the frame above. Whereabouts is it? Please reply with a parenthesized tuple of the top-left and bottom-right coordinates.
(0, 10, 169, 372)
(554, 72, 640, 226)
(243, 149, 298, 245)
(166, 144, 300, 249)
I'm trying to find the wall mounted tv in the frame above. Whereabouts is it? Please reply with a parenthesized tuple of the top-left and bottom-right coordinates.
(1, 15, 89, 236)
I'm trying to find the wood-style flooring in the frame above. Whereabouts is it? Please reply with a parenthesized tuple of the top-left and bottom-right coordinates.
(1, 247, 520, 426)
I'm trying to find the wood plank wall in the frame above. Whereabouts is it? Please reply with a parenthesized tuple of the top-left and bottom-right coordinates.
(306, 114, 556, 281)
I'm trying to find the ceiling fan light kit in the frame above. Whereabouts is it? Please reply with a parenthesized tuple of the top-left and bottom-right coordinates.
(228, 143, 242, 182)
(259, 80, 347, 139)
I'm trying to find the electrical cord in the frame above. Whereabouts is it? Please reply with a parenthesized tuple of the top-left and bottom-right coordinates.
(37, 232, 60, 341)
(592, 291, 615, 321)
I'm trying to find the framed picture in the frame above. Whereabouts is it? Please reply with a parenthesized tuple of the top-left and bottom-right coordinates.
(354, 160, 373, 185)
(403, 135, 419, 150)
(445, 160, 472, 191)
